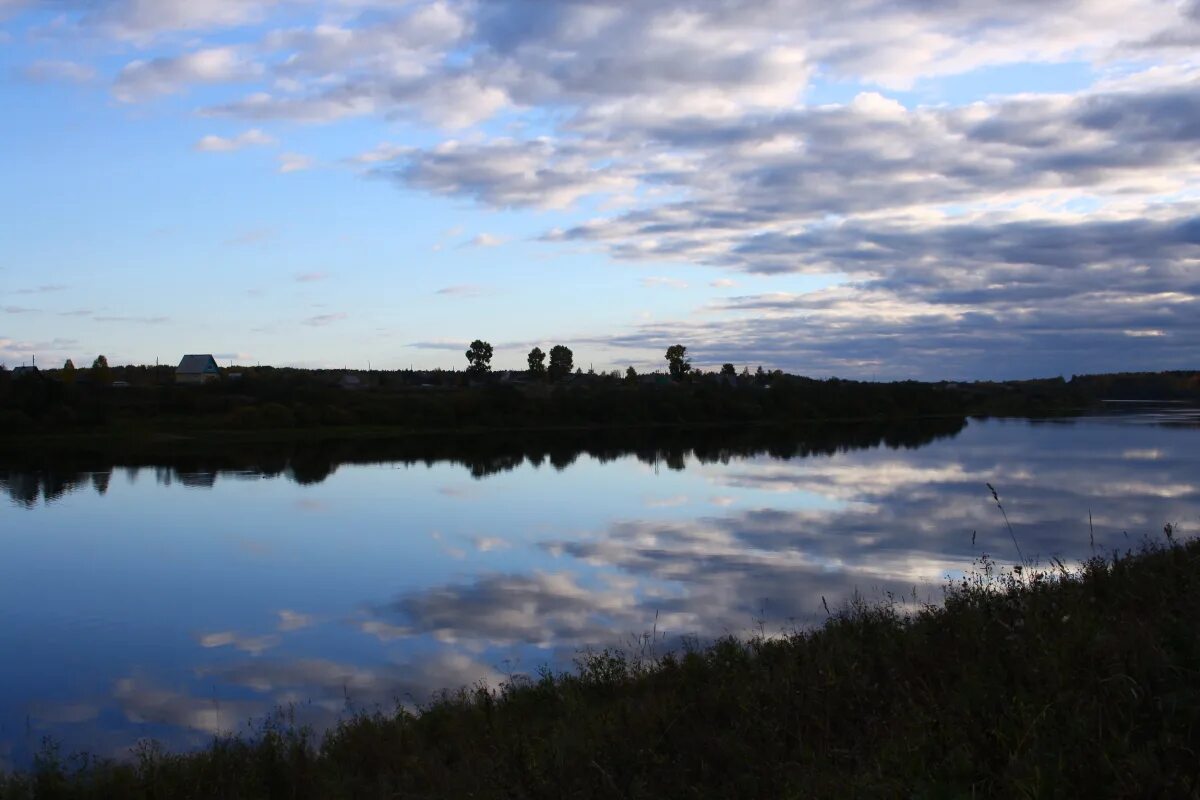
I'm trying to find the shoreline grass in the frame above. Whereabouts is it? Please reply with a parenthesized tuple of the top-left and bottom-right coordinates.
(3, 535, 1198, 799)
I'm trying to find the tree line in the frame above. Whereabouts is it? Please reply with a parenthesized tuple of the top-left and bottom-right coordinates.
(467, 341, 706, 381)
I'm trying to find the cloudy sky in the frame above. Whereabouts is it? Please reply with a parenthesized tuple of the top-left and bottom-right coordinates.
(1, 0, 1197, 378)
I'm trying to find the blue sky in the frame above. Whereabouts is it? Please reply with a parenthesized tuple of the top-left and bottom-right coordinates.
(1, 0, 1197, 378)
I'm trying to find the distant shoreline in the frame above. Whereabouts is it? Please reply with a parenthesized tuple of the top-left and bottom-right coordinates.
(2, 367, 1194, 444)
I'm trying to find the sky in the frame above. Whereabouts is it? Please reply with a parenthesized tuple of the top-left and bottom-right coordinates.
(0, 0, 1197, 380)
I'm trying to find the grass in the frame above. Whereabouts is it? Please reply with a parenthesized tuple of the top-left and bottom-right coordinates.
(2, 534, 1199, 799)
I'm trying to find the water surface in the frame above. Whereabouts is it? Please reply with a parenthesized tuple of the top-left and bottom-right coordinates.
(2, 412, 1197, 767)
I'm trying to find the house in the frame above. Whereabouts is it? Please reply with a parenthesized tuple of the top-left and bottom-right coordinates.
(11, 365, 40, 379)
(176, 354, 221, 385)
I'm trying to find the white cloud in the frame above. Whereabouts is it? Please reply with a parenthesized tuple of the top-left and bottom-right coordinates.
(194, 128, 275, 152)
(463, 232, 506, 248)
(8, 0, 1200, 377)
(198, 630, 280, 655)
(115, 47, 259, 102)
(278, 152, 315, 172)
(91, 0, 284, 41)
(641, 276, 689, 289)
(277, 609, 315, 631)
(472, 536, 511, 552)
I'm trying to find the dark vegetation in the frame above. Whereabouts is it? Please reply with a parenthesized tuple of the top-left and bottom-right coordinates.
(2, 534, 1197, 798)
(2, 355, 1197, 438)
(0, 418, 967, 504)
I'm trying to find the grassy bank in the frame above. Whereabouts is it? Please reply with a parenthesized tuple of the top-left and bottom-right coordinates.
(3, 536, 1198, 799)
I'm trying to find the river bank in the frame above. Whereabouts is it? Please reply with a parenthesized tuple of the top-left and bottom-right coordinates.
(2, 534, 1196, 798)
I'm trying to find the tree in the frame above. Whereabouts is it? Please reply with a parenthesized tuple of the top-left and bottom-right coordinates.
(92, 355, 111, 385)
(548, 345, 573, 381)
(625, 366, 638, 384)
(720, 363, 736, 376)
(665, 344, 691, 381)
(464, 340, 493, 376)
(62, 359, 76, 385)
(527, 347, 546, 377)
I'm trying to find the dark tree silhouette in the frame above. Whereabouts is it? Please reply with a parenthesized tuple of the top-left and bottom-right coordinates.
(465, 340, 493, 376)
(720, 363, 736, 376)
(548, 345, 573, 381)
(625, 366, 638, 384)
(527, 347, 546, 377)
(665, 344, 691, 381)
(92, 355, 111, 385)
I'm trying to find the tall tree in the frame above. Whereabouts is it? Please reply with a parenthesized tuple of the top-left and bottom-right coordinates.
(527, 347, 546, 377)
(464, 340, 493, 376)
(92, 355, 111, 385)
(625, 366, 638, 384)
(720, 363, 736, 376)
(665, 344, 691, 381)
(548, 345, 573, 381)
(62, 359, 76, 385)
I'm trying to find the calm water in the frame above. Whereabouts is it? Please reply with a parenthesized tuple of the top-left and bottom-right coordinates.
(2, 411, 1198, 767)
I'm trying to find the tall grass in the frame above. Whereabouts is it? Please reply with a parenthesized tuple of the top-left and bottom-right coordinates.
(2, 534, 1198, 799)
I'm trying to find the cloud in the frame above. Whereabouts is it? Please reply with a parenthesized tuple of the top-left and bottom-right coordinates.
(114, 677, 259, 736)
(14, 284, 67, 294)
(201, 652, 503, 709)
(93, 315, 169, 324)
(20, 59, 95, 83)
(294, 271, 328, 282)
(278, 152, 314, 173)
(302, 312, 348, 326)
(114, 47, 259, 102)
(472, 536, 511, 552)
(198, 630, 280, 655)
(76, 0, 284, 41)
(194, 128, 275, 152)
(462, 233, 507, 248)
(641, 276, 689, 289)
(350, 415, 1200, 656)
(277, 609, 314, 632)
(435, 284, 487, 297)
(375, 138, 636, 209)
(645, 494, 690, 508)
(8, 0, 1200, 377)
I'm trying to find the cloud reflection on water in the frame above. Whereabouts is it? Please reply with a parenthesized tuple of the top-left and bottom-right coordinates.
(2, 414, 1198, 765)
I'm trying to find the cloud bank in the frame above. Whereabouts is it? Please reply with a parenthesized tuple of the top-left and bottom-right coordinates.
(5, 0, 1199, 376)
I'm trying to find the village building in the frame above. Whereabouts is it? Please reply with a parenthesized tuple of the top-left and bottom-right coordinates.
(176, 354, 221, 385)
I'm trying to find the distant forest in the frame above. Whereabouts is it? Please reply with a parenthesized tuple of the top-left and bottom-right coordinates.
(1, 347, 1197, 437)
